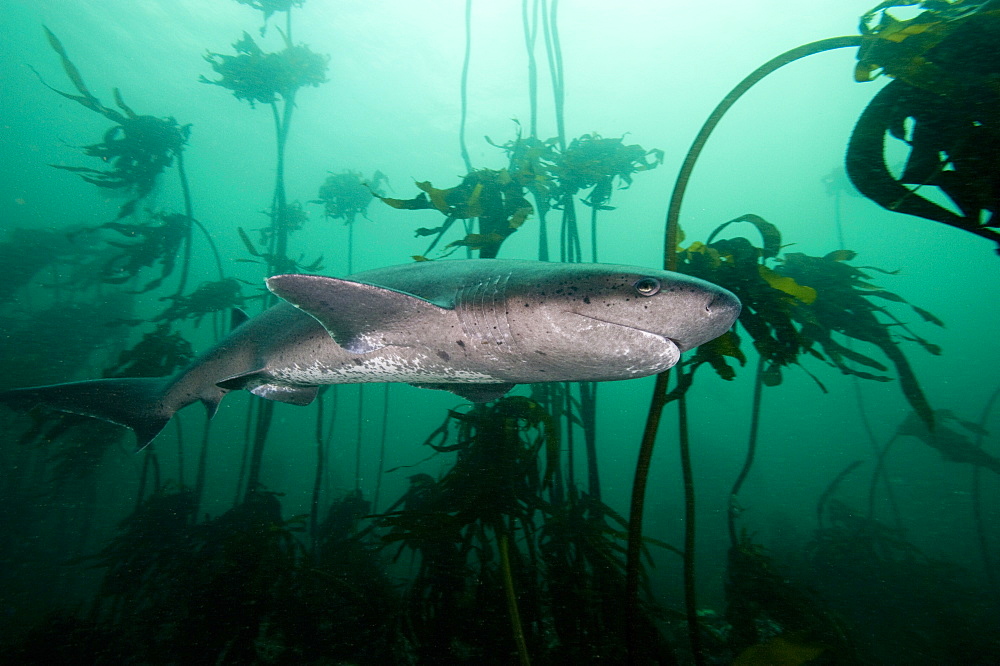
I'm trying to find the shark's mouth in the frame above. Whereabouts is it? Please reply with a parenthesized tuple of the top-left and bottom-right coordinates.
(571, 313, 680, 349)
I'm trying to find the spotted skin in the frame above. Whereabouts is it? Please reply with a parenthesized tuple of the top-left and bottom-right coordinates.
(0, 259, 740, 448)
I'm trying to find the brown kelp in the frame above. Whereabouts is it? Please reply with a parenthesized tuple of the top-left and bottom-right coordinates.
(4, 2, 997, 663)
(548, 132, 663, 262)
(377, 169, 534, 260)
(202, 27, 328, 276)
(378, 131, 661, 263)
(627, 212, 941, 662)
(201, 32, 327, 108)
(681, 216, 940, 429)
(81, 212, 191, 293)
(312, 170, 388, 272)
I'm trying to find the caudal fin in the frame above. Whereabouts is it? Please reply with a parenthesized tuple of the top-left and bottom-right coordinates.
(0, 377, 173, 450)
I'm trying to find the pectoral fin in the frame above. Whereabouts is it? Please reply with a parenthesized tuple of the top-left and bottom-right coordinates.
(218, 370, 319, 406)
(250, 383, 318, 406)
(266, 274, 452, 354)
(410, 382, 516, 403)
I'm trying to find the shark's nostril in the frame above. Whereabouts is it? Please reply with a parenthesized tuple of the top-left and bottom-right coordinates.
(706, 289, 741, 319)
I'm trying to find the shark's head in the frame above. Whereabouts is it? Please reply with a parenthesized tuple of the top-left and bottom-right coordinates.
(503, 263, 741, 382)
(562, 265, 741, 352)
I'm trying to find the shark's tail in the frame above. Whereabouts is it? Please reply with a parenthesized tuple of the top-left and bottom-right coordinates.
(0, 377, 177, 450)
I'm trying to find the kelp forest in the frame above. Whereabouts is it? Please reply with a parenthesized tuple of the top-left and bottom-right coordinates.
(1, 1, 999, 664)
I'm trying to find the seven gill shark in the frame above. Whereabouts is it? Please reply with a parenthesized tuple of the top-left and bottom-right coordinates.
(0, 259, 740, 449)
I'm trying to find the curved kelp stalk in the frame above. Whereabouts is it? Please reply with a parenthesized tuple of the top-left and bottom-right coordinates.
(847, 1, 1000, 253)
(659, 35, 861, 270)
(173, 149, 225, 294)
(459, 0, 474, 174)
(626, 35, 891, 666)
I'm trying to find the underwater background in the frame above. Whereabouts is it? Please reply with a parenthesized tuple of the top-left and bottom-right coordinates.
(1, 0, 998, 663)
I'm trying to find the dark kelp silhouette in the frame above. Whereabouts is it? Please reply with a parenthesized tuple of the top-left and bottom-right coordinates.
(34, 28, 223, 298)
(34, 28, 190, 221)
(102, 326, 195, 380)
(84, 212, 192, 293)
(201, 32, 327, 108)
(678, 215, 938, 427)
(626, 213, 941, 663)
(806, 498, 1000, 663)
(724, 534, 855, 664)
(375, 396, 676, 663)
(72, 487, 404, 663)
(151, 279, 248, 327)
(312, 170, 388, 225)
(236, 225, 323, 275)
(847, 1, 1000, 252)
(235, 0, 304, 23)
(311, 170, 388, 272)
(886, 408, 1000, 475)
(202, 27, 327, 278)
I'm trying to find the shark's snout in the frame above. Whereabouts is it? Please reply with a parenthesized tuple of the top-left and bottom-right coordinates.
(672, 285, 741, 352)
(706, 287, 741, 319)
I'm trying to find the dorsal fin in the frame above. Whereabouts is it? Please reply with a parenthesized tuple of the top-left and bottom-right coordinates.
(230, 307, 251, 330)
(266, 274, 452, 354)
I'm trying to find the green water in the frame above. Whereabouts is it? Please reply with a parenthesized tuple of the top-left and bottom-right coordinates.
(1, 1, 998, 663)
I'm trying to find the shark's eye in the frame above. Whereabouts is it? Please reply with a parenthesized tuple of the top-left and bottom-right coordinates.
(634, 277, 661, 296)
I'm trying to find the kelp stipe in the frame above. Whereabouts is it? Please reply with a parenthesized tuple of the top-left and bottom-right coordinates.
(201, 0, 328, 500)
(622, 4, 997, 659)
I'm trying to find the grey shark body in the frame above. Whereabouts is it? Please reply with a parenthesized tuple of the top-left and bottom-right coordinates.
(0, 259, 740, 448)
